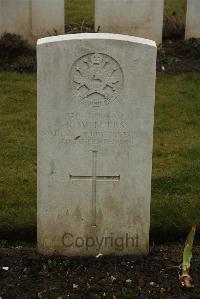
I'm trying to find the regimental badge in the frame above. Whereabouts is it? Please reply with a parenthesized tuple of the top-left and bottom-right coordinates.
(71, 53, 123, 107)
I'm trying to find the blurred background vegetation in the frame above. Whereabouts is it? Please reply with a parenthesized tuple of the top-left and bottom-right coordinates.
(65, 0, 187, 26)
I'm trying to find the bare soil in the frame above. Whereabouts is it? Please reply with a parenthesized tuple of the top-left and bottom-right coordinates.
(0, 244, 200, 299)
(157, 39, 200, 74)
(0, 30, 200, 74)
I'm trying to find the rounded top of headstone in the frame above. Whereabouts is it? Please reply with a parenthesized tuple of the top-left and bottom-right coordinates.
(37, 33, 156, 48)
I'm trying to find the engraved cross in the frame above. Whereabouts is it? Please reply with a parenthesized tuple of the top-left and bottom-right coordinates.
(69, 151, 120, 227)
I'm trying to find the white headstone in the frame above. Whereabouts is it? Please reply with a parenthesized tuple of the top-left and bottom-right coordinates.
(37, 33, 157, 256)
(185, 0, 200, 39)
(95, 0, 164, 44)
(0, 0, 64, 45)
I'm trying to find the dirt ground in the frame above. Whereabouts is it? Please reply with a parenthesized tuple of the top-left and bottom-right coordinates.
(0, 29, 200, 74)
(157, 39, 200, 73)
(0, 244, 200, 299)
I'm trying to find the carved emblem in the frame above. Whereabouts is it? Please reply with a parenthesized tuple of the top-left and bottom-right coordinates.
(71, 53, 123, 107)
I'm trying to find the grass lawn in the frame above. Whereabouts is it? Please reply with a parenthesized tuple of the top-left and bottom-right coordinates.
(0, 73, 36, 234)
(0, 72, 199, 238)
(165, 0, 187, 24)
(64, 0, 187, 26)
(65, 0, 94, 25)
(0, 0, 197, 240)
(152, 73, 200, 234)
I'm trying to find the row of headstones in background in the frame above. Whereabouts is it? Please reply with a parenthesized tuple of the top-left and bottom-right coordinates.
(0, 0, 64, 45)
(95, 0, 164, 44)
(95, 0, 200, 43)
(37, 33, 157, 256)
(0, 0, 200, 46)
(185, 0, 200, 39)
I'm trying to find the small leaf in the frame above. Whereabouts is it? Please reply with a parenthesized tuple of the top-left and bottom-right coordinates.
(182, 225, 196, 272)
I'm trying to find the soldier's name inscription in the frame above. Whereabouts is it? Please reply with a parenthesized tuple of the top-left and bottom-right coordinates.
(43, 111, 136, 148)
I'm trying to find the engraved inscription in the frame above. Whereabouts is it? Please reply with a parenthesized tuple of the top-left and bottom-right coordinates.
(71, 53, 123, 107)
(42, 111, 135, 149)
(63, 111, 133, 147)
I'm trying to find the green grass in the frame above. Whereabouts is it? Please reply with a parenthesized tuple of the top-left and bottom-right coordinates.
(0, 0, 198, 238)
(64, 0, 187, 26)
(0, 72, 200, 236)
(152, 73, 200, 233)
(0, 73, 36, 232)
(165, 0, 187, 24)
(65, 0, 94, 25)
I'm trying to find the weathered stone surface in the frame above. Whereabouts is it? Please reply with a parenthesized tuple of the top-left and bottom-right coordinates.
(37, 33, 157, 256)
(95, 0, 164, 44)
(185, 0, 200, 39)
(0, 0, 64, 45)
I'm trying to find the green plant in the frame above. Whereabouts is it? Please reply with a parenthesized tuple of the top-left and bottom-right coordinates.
(118, 287, 137, 299)
(0, 240, 9, 248)
(46, 259, 70, 272)
(179, 224, 196, 288)
(165, 55, 178, 65)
